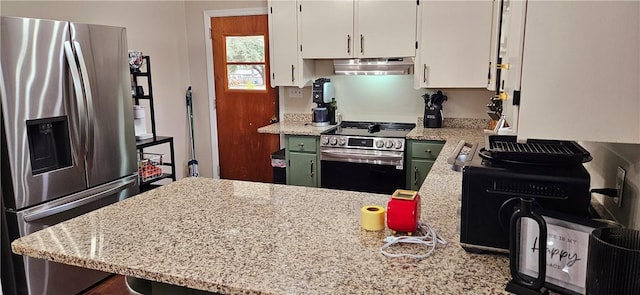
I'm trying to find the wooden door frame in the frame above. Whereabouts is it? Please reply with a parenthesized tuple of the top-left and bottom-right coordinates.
(204, 7, 283, 179)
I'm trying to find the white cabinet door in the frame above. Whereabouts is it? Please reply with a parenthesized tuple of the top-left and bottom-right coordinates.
(268, 0, 299, 87)
(498, 0, 527, 132)
(486, 0, 502, 91)
(517, 1, 640, 143)
(355, 0, 417, 58)
(415, 0, 494, 88)
(300, 0, 354, 58)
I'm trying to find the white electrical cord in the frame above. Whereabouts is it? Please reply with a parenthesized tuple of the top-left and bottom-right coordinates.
(380, 221, 447, 259)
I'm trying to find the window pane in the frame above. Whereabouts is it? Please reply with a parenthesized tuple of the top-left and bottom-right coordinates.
(227, 64, 266, 90)
(226, 36, 265, 63)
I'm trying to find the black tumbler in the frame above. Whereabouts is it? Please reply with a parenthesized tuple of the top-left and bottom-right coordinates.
(586, 228, 640, 294)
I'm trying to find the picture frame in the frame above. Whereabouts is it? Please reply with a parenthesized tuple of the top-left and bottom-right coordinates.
(517, 210, 616, 295)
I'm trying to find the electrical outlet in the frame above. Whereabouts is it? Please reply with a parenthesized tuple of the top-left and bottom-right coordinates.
(615, 166, 626, 207)
(288, 88, 303, 98)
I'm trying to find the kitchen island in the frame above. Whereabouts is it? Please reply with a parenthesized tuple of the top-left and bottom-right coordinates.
(12, 127, 512, 294)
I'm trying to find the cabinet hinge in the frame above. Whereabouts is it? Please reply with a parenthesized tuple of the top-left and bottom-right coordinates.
(415, 41, 418, 50)
(209, 28, 213, 39)
(513, 90, 521, 106)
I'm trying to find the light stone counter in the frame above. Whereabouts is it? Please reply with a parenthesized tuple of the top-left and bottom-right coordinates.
(257, 121, 335, 136)
(12, 128, 512, 294)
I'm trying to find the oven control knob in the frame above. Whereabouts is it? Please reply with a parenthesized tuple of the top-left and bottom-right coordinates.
(321, 136, 329, 145)
(338, 138, 347, 146)
(395, 140, 403, 149)
(376, 140, 384, 148)
(385, 140, 393, 148)
(330, 137, 338, 145)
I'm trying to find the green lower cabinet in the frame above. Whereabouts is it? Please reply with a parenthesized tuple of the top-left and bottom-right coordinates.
(406, 140, 445, 190)
(288, 152, 318, 187)
(285, 135, 320, 187)
(408, 159, 435, 190)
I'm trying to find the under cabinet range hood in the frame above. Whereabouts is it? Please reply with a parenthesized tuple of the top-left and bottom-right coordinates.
(333, 57, 414, 75)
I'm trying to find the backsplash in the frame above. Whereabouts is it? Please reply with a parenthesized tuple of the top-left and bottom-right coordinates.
(418, 117, 490, 129)
(281, 75, 493, 124)
(283, 113, 312, 123)
(282, 112, 489, 129)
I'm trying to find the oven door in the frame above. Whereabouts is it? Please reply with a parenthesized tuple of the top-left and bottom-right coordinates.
(320, 148, 406, 195)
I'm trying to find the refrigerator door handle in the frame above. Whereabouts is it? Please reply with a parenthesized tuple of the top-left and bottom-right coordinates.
(64, 41, 88, 152)
(73, 41, 95, 156)
(22, 174, 137, 223)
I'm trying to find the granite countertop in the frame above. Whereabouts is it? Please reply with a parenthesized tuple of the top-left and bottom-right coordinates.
(12, 128, 513, 294)
(257, 121, 334, 136)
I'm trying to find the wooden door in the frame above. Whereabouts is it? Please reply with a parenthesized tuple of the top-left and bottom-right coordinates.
(211, 15, 280, 182)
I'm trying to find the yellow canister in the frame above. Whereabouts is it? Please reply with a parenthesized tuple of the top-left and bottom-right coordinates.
(360, 205, 386, 231)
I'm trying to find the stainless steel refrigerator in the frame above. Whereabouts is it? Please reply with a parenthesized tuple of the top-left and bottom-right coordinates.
(0, 16, 139, 295)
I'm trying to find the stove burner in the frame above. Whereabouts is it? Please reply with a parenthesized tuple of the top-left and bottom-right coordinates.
(367, 123, 380, 133)
(323, 121, 416, 138)
(320, 121, 416, 152)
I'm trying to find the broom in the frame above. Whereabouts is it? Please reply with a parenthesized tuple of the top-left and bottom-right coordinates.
(186, 86, 199, 177)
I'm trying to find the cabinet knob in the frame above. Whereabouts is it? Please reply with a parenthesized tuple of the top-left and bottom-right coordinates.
(414, 166, 419, 186)
(426, 149, 432, 153)
(347, 35, 351, 54)
(498, 63, 511, 70)
(360, 34, 364, 54)
(298, 143, 304, 148)
(310, 160, 314, 177)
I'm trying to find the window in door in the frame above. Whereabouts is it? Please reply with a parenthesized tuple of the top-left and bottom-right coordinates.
(225, 35, 266, 90)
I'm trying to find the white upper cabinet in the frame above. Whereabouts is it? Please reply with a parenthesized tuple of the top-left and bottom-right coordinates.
(268, 0, 315, 87)
(516, 1, 639, 143)
(355, 0, 417, 58)
(497, 0, 527, 133)
(300, 0, 417, 59)
(415, 0, 495, 88)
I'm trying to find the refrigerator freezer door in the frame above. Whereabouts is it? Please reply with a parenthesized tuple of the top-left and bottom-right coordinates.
(0, 16, 87, 210)
(8, 174, 138, 295)
(70, 23, 137, 187)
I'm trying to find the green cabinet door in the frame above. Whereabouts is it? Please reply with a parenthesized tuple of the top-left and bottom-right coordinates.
(406, 140, 444, 190)
(288, 152, 318, 187)
(409, 158, 435, 191)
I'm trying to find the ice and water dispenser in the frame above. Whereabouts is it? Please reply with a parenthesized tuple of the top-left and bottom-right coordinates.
(25, 116, 72, 174)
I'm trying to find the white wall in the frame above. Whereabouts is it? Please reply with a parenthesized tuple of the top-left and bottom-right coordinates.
(1, 0, 192, 179)
(582, 142, 640, 229)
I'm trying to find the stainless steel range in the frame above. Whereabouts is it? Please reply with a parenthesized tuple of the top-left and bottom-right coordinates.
(320, 121, 416, 194)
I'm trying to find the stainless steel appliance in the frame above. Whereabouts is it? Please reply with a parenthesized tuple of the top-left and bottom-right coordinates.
(459, 140, 593, 254)
(320, 121, 415, 194)
(1, 16, 138, 295)
(311, 78, 334, 127)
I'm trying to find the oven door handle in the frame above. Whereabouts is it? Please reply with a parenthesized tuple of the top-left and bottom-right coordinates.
(320, 150, 403, 162)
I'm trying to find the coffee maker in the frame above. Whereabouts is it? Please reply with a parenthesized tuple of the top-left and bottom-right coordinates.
(312, 78, 334, 126)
